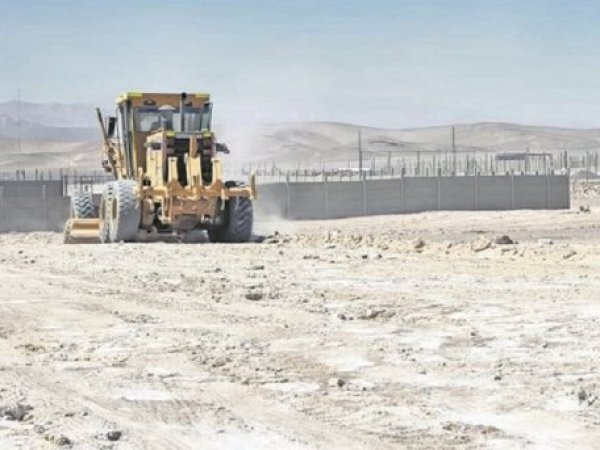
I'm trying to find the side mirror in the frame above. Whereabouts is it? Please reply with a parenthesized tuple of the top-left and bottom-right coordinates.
(105, 116, 117, 137)
(101, 160, 113, 173)
(216, 143, 230, 154)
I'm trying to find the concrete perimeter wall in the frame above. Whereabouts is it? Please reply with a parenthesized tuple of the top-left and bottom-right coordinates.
(0, 175, 570, 232)
(256, 174, 570, 220)
(0, 181, 69, 232)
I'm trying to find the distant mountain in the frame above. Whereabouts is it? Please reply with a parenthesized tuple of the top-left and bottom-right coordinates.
(0, 115, 97, 141)
(0, 139, 98, 171)
(0, 101, 100, 170)
(0, 100, 99, 142)
(1, 101, 600, 171)
(0, 101, 97, 128)
(225, 121, 600, 168)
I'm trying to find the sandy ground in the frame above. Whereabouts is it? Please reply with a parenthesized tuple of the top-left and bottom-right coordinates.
(0, 207, 599, 449)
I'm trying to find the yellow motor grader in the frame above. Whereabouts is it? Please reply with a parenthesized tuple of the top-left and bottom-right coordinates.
(64, 92, 256, 243)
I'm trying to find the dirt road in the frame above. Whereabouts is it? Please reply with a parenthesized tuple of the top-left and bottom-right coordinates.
(0, 209, 599, 449)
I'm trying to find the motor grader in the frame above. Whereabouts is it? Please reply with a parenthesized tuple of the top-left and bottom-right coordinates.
(64, 92, 256, 243)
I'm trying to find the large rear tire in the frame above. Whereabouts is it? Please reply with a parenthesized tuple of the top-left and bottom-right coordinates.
(210, 197, 253, 243)
(70, 191, 95, 219)
(108, 180, 139, 243)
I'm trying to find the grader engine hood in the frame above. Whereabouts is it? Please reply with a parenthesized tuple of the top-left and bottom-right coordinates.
(146, 131, 216, 158)
(144, 130, 218, 188)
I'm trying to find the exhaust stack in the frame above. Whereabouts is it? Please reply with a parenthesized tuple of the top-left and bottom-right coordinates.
(179, 92, 187, 132)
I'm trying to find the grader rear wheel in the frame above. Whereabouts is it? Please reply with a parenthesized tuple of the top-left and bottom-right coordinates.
(70, 191, 95, 219)
(209, 197, 253, 243)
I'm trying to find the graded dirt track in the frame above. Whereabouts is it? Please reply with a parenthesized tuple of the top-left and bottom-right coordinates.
(0, 208, 599, 449)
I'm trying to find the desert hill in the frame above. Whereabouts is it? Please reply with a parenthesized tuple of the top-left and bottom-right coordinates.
(0, 101, 599, 171)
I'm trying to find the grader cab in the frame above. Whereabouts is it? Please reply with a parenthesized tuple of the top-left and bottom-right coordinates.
(64, 92, 256, 243)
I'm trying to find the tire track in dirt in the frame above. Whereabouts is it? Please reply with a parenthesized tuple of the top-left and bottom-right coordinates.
(0, 254, 396, 448)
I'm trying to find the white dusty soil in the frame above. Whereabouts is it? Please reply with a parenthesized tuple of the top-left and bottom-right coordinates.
(0, 207, 600, 449)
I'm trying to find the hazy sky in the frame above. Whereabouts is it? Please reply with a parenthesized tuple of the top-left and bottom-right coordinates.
(1, 0, 600, 128)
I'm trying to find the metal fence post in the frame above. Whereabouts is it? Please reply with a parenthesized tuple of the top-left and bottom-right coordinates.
(510, 171, 515, 209)
(362, 179, 367, 215)
(42, 184, 47, 231)
(400, 169, 406, 213)
(0, 186, 3, 232)
(567, 168, 571, 209)
(473, 172, 479, 209)
(546, 171, 551, 209)
(437, 170, 442, 210)
(397, 176, 403, 214)
(324, 174, 330, 219)
(285, 173, 291, 219)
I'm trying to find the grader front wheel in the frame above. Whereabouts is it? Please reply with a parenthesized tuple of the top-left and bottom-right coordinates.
(108, 180, 140, 243)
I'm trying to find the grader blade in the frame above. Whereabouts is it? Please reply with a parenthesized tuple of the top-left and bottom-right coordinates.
(64, 218, 101, 244)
